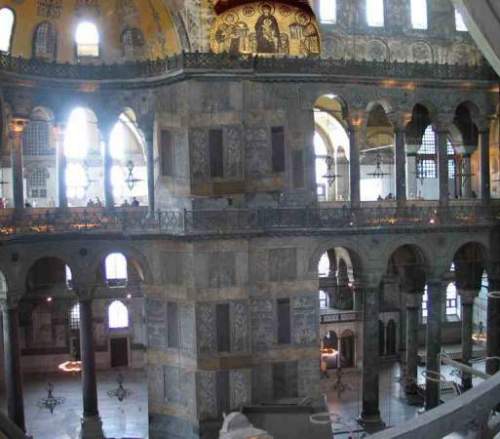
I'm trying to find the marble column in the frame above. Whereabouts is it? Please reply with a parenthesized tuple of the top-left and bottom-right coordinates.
(425, 280, 443, 410)
(9, 119, 27, 210)
(459, 289, 478, 391)
(486, 277, 500, 375)
(405, 144, 420, 200)
(144, 128, 155, 216)
(103, 137, 114, 208)
(405, 294, 421, 394)
(394, 127, 406, 207)
(79, 298, 104, 438)
(1, 300, 25, 431)
(435, 129, 449, 207)
(360, 285, 383, 427)
(54, 124, 67, 208)
(479, 128, 490, 203)
(348, 125, 361, 208)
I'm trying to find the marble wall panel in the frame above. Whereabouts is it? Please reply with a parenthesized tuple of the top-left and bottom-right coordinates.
(196, 370, 217, 420)
(146, 297, 166, 349)
(250, 298, 274, 351)
(180, 303, 196, 355)
(208, 252, 236, 288)
(230, 369, 251, 410)
(196, 303, 217, 354)
(230, 301, 249, 353)
(189, 128, 209, 182)
(161, 252, 185, 285)
(269, 248, 297, 281)
(292, 295, 318, 346)
(223, 125, 243, 178)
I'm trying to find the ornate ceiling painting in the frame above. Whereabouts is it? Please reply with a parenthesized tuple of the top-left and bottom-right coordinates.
(210, 1, 320, 56)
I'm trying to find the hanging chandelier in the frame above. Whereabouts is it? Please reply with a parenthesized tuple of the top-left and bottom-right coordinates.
(322, 155, 341, 186)
(124, 160, 143, 191)
(367, 153, 389, 179)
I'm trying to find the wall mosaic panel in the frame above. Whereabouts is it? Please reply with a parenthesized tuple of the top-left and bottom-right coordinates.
(250, 298, 274, 351)
(196, 303, 217, 354)
(197, 370, 217, 420)
(230, 301, 249, 352)
(292, 295, 318, 346)
(230, 369, 251, 409)
(210, 2, 320, 56)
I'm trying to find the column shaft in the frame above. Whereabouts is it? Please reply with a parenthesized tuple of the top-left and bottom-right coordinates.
(360, 286, 382, 423)
(103, 139, 113, 208)
(145, 131, 155, 215)
(461, 155, 472, 199)
(55, 126, 67, 208)
(79, 299, 98, 417)
(406, 154, 417, 199)
(2, 306, 25, 431)
(436, 130, 449, 206)
(487, 280, 500, 374)
(405, 306, 419, 393)
(425, 281, 443, 410)
(349, 127, 360, 208)
(10, 133, 24, 210)
(395, 128, 406, 207)
(480, 129, 490, 202)
(461, 302, 474, 390)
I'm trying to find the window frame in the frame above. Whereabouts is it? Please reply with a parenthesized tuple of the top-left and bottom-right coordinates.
(105, 252, 128, 287)
(0, 7, 15, 54)
(366, 0, 385, 28)
(33, 20, 58, 60)
(319, 0, 337, 24)
(410, 0, 428, 30)
(75, 21, 100, 59)
(108, 300, 130, 329)
(455, 9, 467, 32)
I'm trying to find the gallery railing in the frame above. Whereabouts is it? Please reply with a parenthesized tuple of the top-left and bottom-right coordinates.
(0, 52, 496, 82)
(0, 204, 496, 237)
(320, 310, 361, 324)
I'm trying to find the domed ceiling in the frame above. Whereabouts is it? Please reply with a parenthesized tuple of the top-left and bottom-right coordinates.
(0, 0, 181, 63)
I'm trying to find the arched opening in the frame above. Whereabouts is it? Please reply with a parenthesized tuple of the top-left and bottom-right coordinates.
(317, 247, 358, 311)
(105, 252, 128, 287)
(33, 21, 57, 60)
(75, 21, 99, 57)
(109, 110, 147, 207)
(64, 107, 102, 207)
(366, 0, 385, 27)
(340, 329, 355, 368)
(0, 8, 15, 53)
(108, 300, 129, 329)
(23, 107, 55, 208)
(361, 104, 395, 201)
(313, 95, 350, 202)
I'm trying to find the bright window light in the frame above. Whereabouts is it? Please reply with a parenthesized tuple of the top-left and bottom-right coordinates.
(65, 265, 73, 289)
(65, 108, 89, 159)
(70, 303, 80, 330)
(455, 9, 467, 32)
(366, 0, 384, 27)
(318, 252, 330, 277)
(108, 300, 129, 329)
(105, 253, 128, 282)
(320, 0, 336, 24)
(110, 121, 125, 160)
(76, 21, 99, 57)
(65, 163, 89, 199)
(0, 8, 14, 53)
(411, 0, 428, 30)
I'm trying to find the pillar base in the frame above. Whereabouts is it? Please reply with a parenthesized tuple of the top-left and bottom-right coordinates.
(357, 413, 385, 433)
(80, 416, 105, 439)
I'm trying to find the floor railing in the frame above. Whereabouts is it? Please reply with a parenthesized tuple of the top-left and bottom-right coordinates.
(0, 205, 496, 237)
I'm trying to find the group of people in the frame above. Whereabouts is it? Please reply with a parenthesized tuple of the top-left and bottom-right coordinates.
(377, 193, 395, 201)
(86, 197, 140, 208)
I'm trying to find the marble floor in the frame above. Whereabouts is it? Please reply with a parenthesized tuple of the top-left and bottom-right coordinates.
(0, 360, 491, 439)
(0, 369, 148, 439)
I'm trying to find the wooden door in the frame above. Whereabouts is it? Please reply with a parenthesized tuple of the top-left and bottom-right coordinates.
(110, 337, 128, 368)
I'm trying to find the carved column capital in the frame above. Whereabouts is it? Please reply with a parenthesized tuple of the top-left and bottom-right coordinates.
(388, 110, 412, 131)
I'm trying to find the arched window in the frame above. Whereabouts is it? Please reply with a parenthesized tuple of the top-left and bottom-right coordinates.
(75, 21, 99, 57)
(319, 0, 336, 24)
(0, 8, 15, 53)
(26, 167, 49, 199)
(105, 253, 128, 286)
(65, 265, 73, 289)
(121, 27, 144, 58)
(108, 300, 129, 329)
(455, 9, 467, 32)
(422, 284, 428, 318)
(33, 21, 57, 60)
(318, 252, 330, 277)
(366, 0, 384, 27)
(417, 125, 437, 179)
(24, 120, 53, 156)
(411, 0, 428, 30)
(446, 282, 460, 317)
(69, 303, 80, 330)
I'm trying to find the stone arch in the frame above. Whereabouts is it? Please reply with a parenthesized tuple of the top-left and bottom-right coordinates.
(445, 238, 489, 273)
(410, 40, 434, 64)
(452, 241, 489, 291)
(93, 243, 154, 285)
(365, 39, 389, 62)
(365, 99, 394, 117)
(386, 243, 430, 293)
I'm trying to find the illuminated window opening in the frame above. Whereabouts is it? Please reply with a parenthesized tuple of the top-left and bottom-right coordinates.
(320, 0, 336, 24)
(0, 8, 14, 53)
(108, 300, 129, 329)
(76, 21, 99, 57)
(366, 0, 384, 27)
(411, 0, 428, 30)
(69, 303, 80, 330)
(65, 265, 73, 289)
(455, 9, 467, 32)
(319, 290, 329, 309)
(105, 253, 128, 287)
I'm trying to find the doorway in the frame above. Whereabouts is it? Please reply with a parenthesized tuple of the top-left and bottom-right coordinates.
(110, 337, 129, 368)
